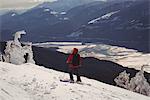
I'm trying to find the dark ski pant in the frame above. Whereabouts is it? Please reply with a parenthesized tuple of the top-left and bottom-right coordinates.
(69, 68, 81, 82)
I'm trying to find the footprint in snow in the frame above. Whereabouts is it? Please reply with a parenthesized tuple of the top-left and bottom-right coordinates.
(78, 90, 87, 93)
(53, 76, 57, 80)
(50, 82, 58, 89)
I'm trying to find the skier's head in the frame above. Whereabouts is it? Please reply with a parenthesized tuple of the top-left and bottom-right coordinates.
(72, 48, 78, 54)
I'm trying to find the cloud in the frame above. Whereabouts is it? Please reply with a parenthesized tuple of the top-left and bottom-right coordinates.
(0, 0, 56, 9)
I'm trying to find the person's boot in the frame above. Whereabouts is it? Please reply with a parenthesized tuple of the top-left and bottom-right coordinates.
(69, 73, 74, 83)
(76, 75, 81, 83)
(69, 80, 74, 83)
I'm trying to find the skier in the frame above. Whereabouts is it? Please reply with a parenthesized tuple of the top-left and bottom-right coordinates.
(66, 48, 82, 83)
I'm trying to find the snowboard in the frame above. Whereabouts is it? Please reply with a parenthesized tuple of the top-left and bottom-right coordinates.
(60, 79, 91, 86)
(60, 79, 75, 83)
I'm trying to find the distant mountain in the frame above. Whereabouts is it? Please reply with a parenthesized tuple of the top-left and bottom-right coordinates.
(0, 8, 28, 16)
(36, 0, 101, 12)
(72, 0, 149, 41)
(106, 0, 140, 2)
(0, 1, 107, 42)
(66, 1, 106, 26)
(1, 7, 61, 41)
(0, 0, 149, 52)
(66, 0, 150, 52)
(0, 9, 12, 16)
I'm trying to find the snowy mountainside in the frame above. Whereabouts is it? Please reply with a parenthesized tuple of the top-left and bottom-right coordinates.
(0, 62, 150, 100)
(72, 0, 150, 51)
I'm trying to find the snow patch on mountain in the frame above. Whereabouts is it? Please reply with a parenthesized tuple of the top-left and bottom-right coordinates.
(0, 62, 149, 100)
(63, 17, 69, 20)
(11, 13, 16, 17)
(67, 31, 83, 37)
(50, 11, 58, 15)
(88, 10, 120, 24)
(60, 12, 66, 15)
(101, 11, 120, 19)
(44, 9, 50, 12)
(33, 42, 83, 47)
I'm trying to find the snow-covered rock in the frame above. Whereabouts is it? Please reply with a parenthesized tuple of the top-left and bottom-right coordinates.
(14, 30, 26, 47)
(0, 62, 150, 100)
(115, 67, 150, 96)
(0, 53, 3, 61)
(129, 68, 150, 96)
(3, 31, 35, 65)
(114, 70, 130, 89)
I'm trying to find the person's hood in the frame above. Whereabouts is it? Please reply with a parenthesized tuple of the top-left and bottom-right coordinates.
(72, 48, 78, 54)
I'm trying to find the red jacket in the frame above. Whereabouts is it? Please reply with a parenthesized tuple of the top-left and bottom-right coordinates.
(66, 48, 81, 69)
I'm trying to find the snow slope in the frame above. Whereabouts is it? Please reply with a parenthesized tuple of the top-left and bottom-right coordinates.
(0, 62, 149, 100)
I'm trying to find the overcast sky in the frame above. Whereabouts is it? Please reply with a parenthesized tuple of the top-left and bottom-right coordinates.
(0, 0, 56, 9)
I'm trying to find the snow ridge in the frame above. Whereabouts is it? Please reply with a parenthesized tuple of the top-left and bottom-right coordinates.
(0, 62, 149, 100)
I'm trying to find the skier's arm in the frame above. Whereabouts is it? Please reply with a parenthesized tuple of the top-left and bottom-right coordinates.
(66, 54, 73, 64)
